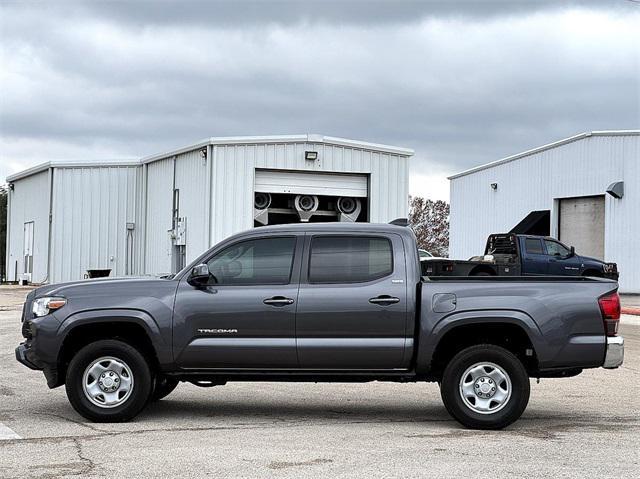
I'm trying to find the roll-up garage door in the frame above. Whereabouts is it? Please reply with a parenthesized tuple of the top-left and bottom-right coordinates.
(559, 195, 605, 260)
(254, 170, 368, 197)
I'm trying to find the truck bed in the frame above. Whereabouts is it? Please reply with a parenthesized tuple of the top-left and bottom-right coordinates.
(422, 275, 615, 283)
(417, 275, 617, 374)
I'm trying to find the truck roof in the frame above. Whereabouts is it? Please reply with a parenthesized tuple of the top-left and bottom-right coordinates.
(251, 222, 410, 234)
(492, 233, 558, 241)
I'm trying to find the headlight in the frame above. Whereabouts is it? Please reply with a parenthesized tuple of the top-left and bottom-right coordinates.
(32, 297, 67, 317)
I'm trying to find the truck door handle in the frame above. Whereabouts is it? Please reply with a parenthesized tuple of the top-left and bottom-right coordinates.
(369, 295, 400, 306)
(263, 296, 294, 306)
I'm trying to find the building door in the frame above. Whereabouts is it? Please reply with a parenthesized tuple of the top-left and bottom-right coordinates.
(559, 196, 605, 260)
(23, 222, 34, 280)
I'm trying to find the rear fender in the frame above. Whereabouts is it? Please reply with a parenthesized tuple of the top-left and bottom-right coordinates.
(416, 309, 547, 374)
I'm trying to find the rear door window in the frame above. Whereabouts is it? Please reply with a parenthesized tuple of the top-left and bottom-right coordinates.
(524, 238, 544, 254)
(308, 236, 393, 283)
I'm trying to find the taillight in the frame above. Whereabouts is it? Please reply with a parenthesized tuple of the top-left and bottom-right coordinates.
(598, 291, 621, 337)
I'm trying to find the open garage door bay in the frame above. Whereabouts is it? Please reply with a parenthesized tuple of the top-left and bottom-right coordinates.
(254, 170, 369, 226)
(559, 196, 605, 260)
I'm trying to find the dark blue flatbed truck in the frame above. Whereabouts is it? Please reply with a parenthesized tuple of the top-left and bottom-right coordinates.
(422, 233, 619, 279)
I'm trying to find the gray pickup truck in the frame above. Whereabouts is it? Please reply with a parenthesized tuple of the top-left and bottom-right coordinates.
(15, 222, 624, 429)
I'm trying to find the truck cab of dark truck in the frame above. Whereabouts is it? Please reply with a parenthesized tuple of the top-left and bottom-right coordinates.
(421, 233, 619, 279)
(15, 222, 624, 429)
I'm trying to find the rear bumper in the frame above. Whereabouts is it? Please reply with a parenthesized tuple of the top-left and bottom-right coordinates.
(603, 336, 624, 369)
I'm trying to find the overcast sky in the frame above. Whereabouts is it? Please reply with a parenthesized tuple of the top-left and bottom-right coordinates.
(1, 0, 638, 200)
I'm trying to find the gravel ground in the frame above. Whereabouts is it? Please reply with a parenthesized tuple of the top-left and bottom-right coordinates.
(0, 285, 638, 478)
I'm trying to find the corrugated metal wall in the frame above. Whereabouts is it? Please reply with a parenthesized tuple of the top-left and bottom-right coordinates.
(49, 166, 139, 283)
(174, 149, 208, 264)
(450, 134, 640, 292)
(144, 158, 174, 275)
(210, 142, 409, 245)
(8, 138, 410, 282)
(6, 170, 51, 283)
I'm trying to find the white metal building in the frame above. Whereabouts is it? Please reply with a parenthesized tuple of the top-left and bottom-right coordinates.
(5, 134, 413, 284)
(449, 130, 640, 293)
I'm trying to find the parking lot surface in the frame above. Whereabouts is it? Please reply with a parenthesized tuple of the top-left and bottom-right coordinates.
(1, 285, 638, 478)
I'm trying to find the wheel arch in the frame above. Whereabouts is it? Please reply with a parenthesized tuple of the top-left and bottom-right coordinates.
(582, 269, 603, 278)
(56, 309, 169, 386)
(468, 265, 497, 276)
(422, 311, 544, 378)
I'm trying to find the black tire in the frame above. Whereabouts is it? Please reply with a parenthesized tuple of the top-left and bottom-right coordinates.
(150, 376, 179, 401)
(440, 344, 530, 430)
(583, 270, 602, 278)
(470, 271, 492, 276)
(65, 340, 152, 422)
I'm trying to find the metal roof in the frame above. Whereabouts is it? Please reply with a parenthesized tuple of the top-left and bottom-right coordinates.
(448, 130, 640, 180)
(7, 134, 414, 182)
(6, 159, 140, 182)
(139, 134, 414, 164)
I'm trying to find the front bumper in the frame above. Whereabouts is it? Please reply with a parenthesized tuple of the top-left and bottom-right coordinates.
(603, 336, 624, 369)
(15, 343, 41, 370)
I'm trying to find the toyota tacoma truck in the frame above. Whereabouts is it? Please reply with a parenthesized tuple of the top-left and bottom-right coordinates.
(422, 233, 619, 279)
(15, 221, 624, 429)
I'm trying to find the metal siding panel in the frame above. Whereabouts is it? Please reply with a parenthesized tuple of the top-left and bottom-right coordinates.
(6, 170, 50, 283)
(209, 142, 410, 245)
(175, 149, 208, 263)
(450, 134, 639, 292)
(144, 158, 174, 275)
(49, 166, 139, 282)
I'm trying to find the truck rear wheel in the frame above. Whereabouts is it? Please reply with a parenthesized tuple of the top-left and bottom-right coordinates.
(65, 340, 152, 422)
(440, 344, 530, 429)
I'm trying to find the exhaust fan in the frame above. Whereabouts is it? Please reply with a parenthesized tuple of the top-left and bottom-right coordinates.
(254, 192, 272, 225)
(337, 197, 361, 222)
(294, 195, 319, 222)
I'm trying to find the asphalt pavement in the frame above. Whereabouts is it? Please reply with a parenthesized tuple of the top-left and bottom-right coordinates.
(1, 286, 638, 478)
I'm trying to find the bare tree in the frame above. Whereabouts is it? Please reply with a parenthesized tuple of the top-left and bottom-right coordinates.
(408, 196, 449, 257)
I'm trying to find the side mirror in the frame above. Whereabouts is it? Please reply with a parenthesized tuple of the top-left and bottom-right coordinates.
(569, 246, 576, 257)
(187, 263, 211, 288)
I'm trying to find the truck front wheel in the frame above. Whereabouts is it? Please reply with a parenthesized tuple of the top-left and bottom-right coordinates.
(440, 344, 530, 429)
(65, 340, 153, 422)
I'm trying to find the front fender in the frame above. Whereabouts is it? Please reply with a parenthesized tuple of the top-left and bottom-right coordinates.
(57, 309, 172, 367)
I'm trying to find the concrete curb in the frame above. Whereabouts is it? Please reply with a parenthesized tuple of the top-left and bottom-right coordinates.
(622, 307, 640, 316)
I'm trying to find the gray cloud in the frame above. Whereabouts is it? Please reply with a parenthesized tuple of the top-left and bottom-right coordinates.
(1, 0, 639, 199)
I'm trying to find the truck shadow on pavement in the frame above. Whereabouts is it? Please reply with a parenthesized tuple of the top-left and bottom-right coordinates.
(142, 398, 451, 424)
(136, 398, 639, 440)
